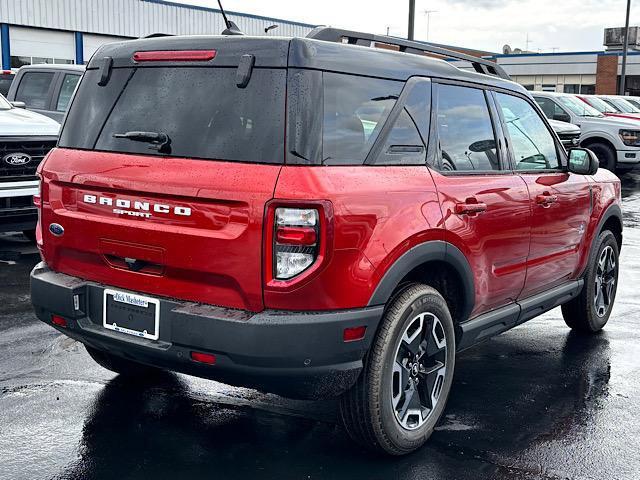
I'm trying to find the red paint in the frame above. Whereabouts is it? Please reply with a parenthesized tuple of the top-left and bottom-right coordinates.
(577, 95, 640, 121)
(133, 50, 217, 62)
(38, 148, 620, 321)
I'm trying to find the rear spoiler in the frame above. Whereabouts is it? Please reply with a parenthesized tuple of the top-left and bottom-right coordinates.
(306, 27, 510, 81)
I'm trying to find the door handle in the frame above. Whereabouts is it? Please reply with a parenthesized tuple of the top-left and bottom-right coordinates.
(535, 193, 558, 206)
(455, 201, 487, 215)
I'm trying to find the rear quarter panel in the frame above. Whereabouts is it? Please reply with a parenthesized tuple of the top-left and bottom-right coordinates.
(269, 166, 444, 310)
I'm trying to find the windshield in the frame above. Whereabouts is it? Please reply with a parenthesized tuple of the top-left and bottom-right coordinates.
(555, 95, 603, 117)
(606, 97, 640, 113)
(586, 96, 618, 113)
(0, 93, 11, 110)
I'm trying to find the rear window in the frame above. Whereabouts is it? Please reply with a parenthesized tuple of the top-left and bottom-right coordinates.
(60, 67, 286, 164)
(15, 72, 55, 109)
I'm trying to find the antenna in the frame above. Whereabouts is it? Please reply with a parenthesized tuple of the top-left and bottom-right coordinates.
(217, 0, 244, 35)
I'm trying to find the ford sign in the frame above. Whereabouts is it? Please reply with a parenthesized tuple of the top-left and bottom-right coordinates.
(3, 152, 32, 166)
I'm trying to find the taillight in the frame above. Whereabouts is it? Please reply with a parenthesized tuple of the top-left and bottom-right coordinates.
(273, 208, 320, 280)
(34, 176, 43, 249)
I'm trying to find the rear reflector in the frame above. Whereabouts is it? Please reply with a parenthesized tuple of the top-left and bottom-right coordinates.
(276, 226, 317, 246)
(133, 50, 217, 62)
(190, 351, 216, 365)
(51, 315, 67, 328)
(343, 326, 367, 342)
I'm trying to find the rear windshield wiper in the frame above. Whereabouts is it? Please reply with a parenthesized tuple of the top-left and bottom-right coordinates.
(113, 131, 172, 154)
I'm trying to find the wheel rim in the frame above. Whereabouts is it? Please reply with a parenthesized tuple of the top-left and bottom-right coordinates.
(594, 245, 617, 318)
(391, 312, 448, 430)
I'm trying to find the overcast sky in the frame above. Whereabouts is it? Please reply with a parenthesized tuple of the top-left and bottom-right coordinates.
(176, 0, 638, 53)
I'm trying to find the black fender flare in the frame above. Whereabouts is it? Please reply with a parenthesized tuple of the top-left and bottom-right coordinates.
(595, 203, 622, 244)
(367, 240, 475, 322)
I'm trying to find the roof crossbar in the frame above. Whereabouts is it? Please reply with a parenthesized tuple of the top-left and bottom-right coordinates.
(306, 27, 511, 81)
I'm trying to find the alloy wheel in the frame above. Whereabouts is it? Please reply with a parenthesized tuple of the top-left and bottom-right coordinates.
(391, 312, 448, 430)
(594, 245, 617, 317)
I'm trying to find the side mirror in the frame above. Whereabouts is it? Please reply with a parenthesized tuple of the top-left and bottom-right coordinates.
(10, 101, 26, 108)
(553, 113, 571, 123)
(568, 148, 599, 175)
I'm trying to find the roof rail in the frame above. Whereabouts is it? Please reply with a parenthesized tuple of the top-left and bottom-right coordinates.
(306, 27, 510, 81)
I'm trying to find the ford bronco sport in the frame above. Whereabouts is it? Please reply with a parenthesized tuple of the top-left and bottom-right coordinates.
(30, 28, 622, 455)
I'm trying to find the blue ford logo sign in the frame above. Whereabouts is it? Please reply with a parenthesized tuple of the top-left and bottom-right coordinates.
(3, 152, 32, 166)
(49, 223, 64, 237)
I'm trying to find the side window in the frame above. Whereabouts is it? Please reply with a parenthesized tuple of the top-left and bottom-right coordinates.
(373, 82, 430, 166)
(436, 84, 500, 172)
(496, 93, 560, 171)
(15, 72, 55, 109)
(534, 97, 570, 123)
(323, 73, 402, 165)
(56, 74, 80, 112)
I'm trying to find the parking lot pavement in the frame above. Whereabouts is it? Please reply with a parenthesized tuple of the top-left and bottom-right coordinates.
(2, 175, 640, 480)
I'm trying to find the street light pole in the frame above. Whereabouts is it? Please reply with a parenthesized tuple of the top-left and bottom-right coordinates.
(408, 0, 415, 40)
(620, 0, 632, 95)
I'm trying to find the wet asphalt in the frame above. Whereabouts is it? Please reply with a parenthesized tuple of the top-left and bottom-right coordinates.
(1, 176, 640, 480)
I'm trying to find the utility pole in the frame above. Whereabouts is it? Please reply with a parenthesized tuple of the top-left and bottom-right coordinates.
(620, 0, 632, 95)
(408, 0, 415, 40)
(424, 10, 438, 41)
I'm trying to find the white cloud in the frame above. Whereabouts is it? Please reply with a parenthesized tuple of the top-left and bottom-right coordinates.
(176, 0, 638, 53)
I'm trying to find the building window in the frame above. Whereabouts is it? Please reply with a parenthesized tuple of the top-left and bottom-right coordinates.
(541, 84, 556, 92)
(580, 85, 596, 95)
(522, 84, 535, 91)
(564, 84, 580, 94)
(10, 55, 74, 68)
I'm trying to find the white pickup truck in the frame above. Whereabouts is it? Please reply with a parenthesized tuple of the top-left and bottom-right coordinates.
(533, 91, 640, 172)
(0, 94, 59, 238)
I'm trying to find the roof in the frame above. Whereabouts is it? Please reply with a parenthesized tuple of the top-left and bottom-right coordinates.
(17, 64, 86, 73)
(88, 34, 525, 94)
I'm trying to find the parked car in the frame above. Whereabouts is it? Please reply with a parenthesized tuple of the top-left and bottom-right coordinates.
(0, 70, 15, 96)
(0, 93, 59, 238)
(577, 94, 640, 121)
(30, 29, 622, 455)
(548, 118, 581, 149)
(599, 95, 640, 116)
(534, 91, 640, 171)
(624, 96, 640, 110)
(6, 64, 84, 123)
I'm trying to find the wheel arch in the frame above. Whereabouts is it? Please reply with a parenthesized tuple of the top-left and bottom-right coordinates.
(367, 240, 475, 325)
(580, 135, 617, 154)
(597, 203, 623, 250)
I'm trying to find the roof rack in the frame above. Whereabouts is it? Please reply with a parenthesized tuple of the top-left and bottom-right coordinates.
(306, 27, 510, 81)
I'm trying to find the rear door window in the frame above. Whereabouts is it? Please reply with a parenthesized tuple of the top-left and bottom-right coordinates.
(15, 72, 55, 109)
(322, 73, 402, 165)
(56, 74, 81, 112)
(435, 84, 500, 172)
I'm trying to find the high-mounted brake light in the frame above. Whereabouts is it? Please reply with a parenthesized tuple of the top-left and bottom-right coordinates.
(132, 50, 217, 62)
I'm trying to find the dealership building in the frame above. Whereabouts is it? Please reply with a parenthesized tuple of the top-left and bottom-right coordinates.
(0, 0, 315, 69)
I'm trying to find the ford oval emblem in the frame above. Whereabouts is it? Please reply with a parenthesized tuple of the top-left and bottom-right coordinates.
(49, 223, 64, 237)
(3, 152, 32, 166)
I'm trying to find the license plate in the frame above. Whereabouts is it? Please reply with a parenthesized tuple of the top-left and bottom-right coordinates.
(103, 289, 160, 340)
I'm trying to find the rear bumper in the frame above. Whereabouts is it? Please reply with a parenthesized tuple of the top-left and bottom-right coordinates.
(30, 262, 383, 399)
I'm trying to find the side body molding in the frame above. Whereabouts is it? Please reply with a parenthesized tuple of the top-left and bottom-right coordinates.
(367, 240, 475, 323)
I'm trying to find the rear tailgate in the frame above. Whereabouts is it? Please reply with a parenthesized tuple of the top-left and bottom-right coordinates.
(40, 37, 291, 311)
(41, 150, 279, 311)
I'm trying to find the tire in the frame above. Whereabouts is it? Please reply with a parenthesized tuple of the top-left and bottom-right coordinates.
(85, 345, 167, 379)
(22, 229, 36, 242)
(561, 230, 619, 333)
(586, 142, 616, 171)
(339, 284, 456, 455)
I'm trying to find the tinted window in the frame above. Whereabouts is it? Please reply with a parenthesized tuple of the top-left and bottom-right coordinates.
(0, 75, 13, 97)
(323, 73, 401, 165)
(436, 84, 499, 172)
(15, 72, 55, 109)
(56, 74, 80, 112)
(496, 93, 560, 171)
(74, 67, 285, 163)
(534, 97, 570, 121)
(373, 82, 430, 166)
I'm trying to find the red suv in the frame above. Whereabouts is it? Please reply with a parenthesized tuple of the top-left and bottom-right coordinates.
(31, 29, 622, 455)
